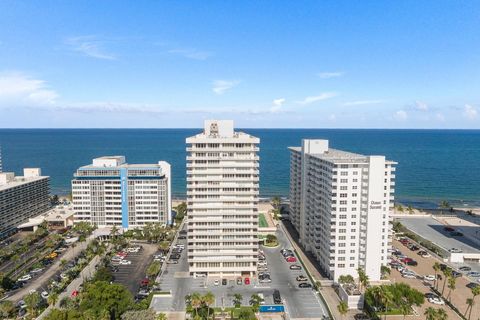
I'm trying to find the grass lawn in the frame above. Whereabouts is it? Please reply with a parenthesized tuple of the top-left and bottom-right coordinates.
(259, 213, 268, 227)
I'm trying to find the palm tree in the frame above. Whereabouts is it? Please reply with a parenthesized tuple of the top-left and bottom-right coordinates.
(467, 286, 480, 320)
(249, 294, 264, 313)
(0, 300, 15, 319)
(202, 291, 215, 319)
(190, 292, 202, 317)
(370, 286, 382, 310)
(399, 303, 410, 320)
(424, 307, 437, 320)
(433, 262, 441, 290)
(407, 205, 414, 214)
(436, 308, 448, 320)
(396, 204, 404, 212)
(380, 286, 393, 320)
(157, 313, 167, 320)
(24, 291, 41, 317)
(447, 276, 456, 302)
(271, 196, 281, 210)
(441, 268, 452, 296)
(233, 293, 243, 308)
(48, 292, 59, 306)
(465, 298, 474, 320)
(337, 301, 348, 320)
(357, 268, 369, 291)
(439, 200, 450, 214)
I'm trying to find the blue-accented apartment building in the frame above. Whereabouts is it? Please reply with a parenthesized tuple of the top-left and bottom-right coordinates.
(72, 156, 171, 229)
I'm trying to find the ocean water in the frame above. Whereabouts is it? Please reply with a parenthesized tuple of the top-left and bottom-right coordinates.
(0, 129, 479, 208)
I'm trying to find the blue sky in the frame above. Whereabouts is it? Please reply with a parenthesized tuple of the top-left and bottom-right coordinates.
(0, 1, 479, 128)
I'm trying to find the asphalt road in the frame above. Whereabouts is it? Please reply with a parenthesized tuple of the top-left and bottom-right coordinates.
(151, 226, 328, 319)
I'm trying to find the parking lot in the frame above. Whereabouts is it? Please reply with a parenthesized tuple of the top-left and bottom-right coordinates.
(111, 243, 158, 296)
(151, 225, 329, 319)
(390, 238, 480, 318)
(399, 216, 480, 273)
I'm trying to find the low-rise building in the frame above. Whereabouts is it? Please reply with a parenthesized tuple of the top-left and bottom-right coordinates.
(72, 156, 171, 229)
(0, 168, 50, 238)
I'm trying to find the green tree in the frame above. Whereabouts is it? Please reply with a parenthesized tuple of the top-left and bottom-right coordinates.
(174, 202, 187, 221)
(202, 291, 215, 319)
(157, 313, 167, 320)
(48, 292, 59, 306)
(79, 281, 134, 319)
(447, 276, 456, 302)
(467, 286, 480, 320)
(357, 267, 369, 291)
(121, 309, 160, 320)
(433, 262, 441, 290)
(424, 307, 437, 320)
(379, 285, 394, 320)
(146, 261, 162, 278)
(396, 204, 404, 212)
(0, 274, 15, 291)
(465, 298, 474, 320)
(338, 274, 355, 285)
(190, 292, 202, 317)
(233, 293, 243, 308)
(24, 291, 41, 317)
(441, 268, 452, 296)
(399, 302, 410, 320)
(380, 266, 391, 279)
(271, 196, 281, 210)
(238, 307, 256, 320)
(436, 308, 448, 320)
(439, 200, 451, 214)
(93, 266, 114, 282)
(249, 293, 264, 313)
(337, 301, 348, 320)
(0, 300, 15, 319)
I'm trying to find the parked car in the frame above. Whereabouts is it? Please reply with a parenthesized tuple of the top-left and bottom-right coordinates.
(17, 275, 32, 282)
(467, 271, 480, 278)
(273, 289, 282, 304)
(244, 277, 250, 285)
(213, 279, 220, 286)
(236, 277, 242, 285)
(286, 256, 297, 263)
(222, 279, 227, 285)
(451, 271, 462, 278)
(296, 275, 308, 282)
(299, 283, 312, 288)
(402, 272, 416, 279)
(290, 265, 302, 270)
(417, 250, 431, 258)
(460, 266, 472, 272)
(41, 291, 49, 299)
(449, 248, 463, 253)
(467, 282, 479, 289)
(428, 296, 445, 305)
(423, 275, 436, 281)
(443, 226, 455, 232)
(450, 231, 464, 237)
(119, 260, 132, 265)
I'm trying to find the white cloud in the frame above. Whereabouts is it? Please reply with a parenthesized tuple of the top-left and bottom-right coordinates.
(463, 104, 478, 120)
(296, 92, 338, 105)
(65, 36, 116, 60)
(168, 48, 212, 60)
(393, 110, 408, 121)
(212, 80, 240, 95)
(415, 100, 429, 111)
(343, 99, 384, 106)
(328, 114, 336, 121)
(317, 71, 344, 79)
(272, 98, 286, 106)
(0, 72, 58, 107)
(436, 113, 445, 122)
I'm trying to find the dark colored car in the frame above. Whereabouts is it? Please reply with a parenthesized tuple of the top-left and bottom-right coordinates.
(467, 282, 479, 289)
(222, 279, 227, 285)
(451, 271, 462, 278)
(444, 226, 455, 232)
(406, 260, 418, 266)
(273, 289, 282, 304)
(299, 283, 312, 288)
(450, 231, 464, 237)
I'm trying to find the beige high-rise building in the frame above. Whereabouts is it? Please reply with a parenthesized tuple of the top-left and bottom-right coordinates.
(186, 120, 260, 277)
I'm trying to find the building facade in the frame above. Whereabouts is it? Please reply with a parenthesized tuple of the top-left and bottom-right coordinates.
(72, 156, 171, 229)
(186, 120, 260, 277)
(0, 168, 50, 238)
(289, 139, 396, 281)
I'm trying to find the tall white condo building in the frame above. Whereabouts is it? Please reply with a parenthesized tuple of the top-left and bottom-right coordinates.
(289, 140, 396, 281)
(72, 156, 171, 229)
(186, 120, 260, 277)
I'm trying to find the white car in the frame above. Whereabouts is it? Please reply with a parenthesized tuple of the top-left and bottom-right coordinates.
(41, 291, 49, 299)
(17, 275, 32, 282)
(119, 260, 132, 265)
(428, 296, 445, 305)
(423, 275, 436, 281)
(402, 272, 416, 279)
(449, 248, 463, 253)
(214, 279, 220, 286)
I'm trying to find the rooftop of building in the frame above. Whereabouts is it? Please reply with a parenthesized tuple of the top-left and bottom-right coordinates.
(0, 169, 49, 192)
(186, 119, 259, 142)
